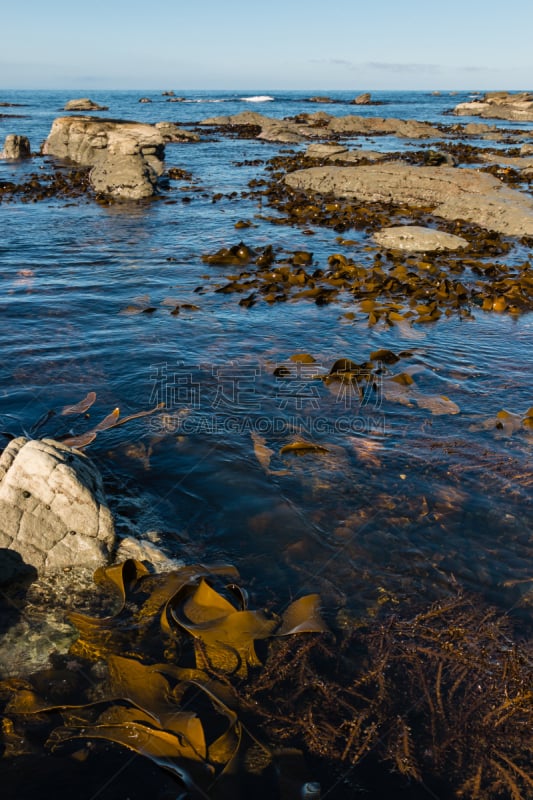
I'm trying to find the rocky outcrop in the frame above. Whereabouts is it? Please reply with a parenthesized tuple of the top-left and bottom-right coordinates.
(373, 225, 469, 252)
(327, 115, 440, 138)
(307, 96, 335, 104)
(42, 116, 167, 199)
(452, 91, 533, 121)
(0, 437, 115, 573)
(64, 98, 108, 112)
(154, 122, 200, 143)
(200, 111, 307, 143)
(350, 92, 372, 105)
(89, 156, 163, 200)
(284, 163, 533, 236)
(201, 112, 440, 142)
(0, 134, 31, 159)
(138, 97, 152, 103)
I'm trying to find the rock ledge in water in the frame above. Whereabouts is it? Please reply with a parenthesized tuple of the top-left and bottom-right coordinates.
(285, 163, 533, 237)
(374, 225, 469, 252)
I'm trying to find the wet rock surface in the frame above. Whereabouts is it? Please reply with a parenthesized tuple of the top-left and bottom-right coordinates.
(0, 437, 115, 573)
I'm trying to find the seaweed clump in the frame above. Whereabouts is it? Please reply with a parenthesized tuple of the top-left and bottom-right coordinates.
(0, 563, 531, 799)
(244, 595, 533, 799)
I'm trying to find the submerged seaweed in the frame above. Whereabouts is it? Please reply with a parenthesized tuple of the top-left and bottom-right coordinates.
(1, 563, 531, 799)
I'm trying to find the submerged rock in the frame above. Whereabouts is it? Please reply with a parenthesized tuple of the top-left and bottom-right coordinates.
(284, 163, 533, 236)
(64, 97, 108, 111)
(0, 437, 115, 573)
(374, 225, 469, 252)
(42, 116, 167, 199)
(0, 134, 31, 159)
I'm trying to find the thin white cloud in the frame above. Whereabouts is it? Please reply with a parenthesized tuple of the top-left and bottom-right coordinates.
(366, 62, 441, 73)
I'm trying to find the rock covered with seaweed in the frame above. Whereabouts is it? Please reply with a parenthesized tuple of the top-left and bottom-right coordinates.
(284, 163, 533, 236)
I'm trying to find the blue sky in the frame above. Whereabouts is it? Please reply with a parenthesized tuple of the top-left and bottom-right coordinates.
(1, 0, 531, 90)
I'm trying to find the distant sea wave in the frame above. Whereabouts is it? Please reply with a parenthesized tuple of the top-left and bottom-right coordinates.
(184, 95, 275, 104)
(240, 95, 275, 102)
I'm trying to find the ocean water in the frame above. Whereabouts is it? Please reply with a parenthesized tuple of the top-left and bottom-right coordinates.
(0, 89, 532, 795)
(1, 89, 532, 609)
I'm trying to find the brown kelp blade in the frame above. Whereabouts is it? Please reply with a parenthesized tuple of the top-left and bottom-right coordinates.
(170, 579, 277, 677)
(280, 440, 329, 455)
(61, 431, 97, 449)
(47, 721, 211, 776)
(94, 407, 120, 431)
(60, 391, 97, 415)
(111, 402, 164, 427)
(278, 594, 329, 636)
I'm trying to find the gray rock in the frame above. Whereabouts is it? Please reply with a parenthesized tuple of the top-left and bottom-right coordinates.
(42, 116, 167, 199)
(374, 225, 469, 252)
(64, 97, 108, 112)
(0, 134, 31, 160)
(138, 97, 152, 103)
(90, 154, 161, 200)
(0, 437, 115, 573)
(284, 163, 533, 236)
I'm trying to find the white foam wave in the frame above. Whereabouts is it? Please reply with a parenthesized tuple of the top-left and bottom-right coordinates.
(240, 95, 275, 103)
